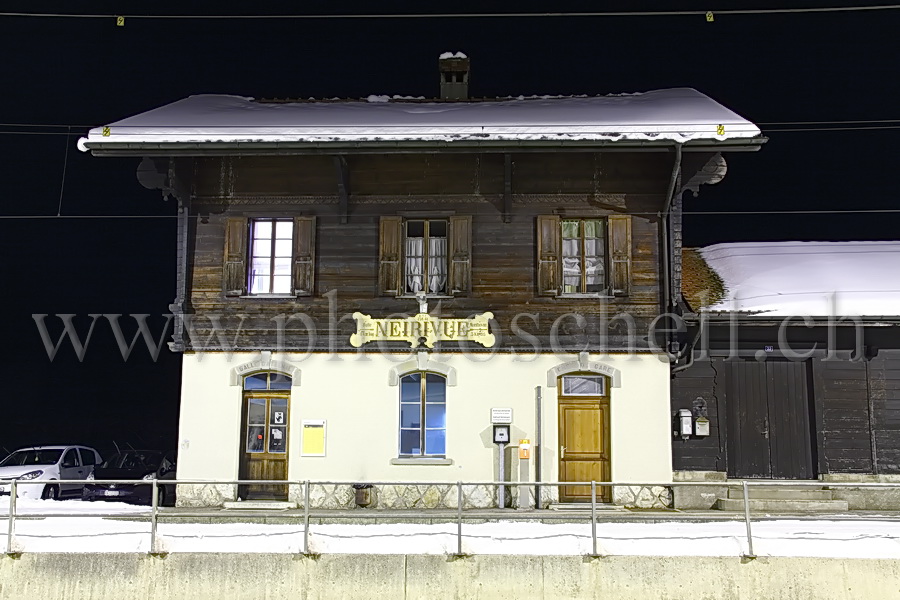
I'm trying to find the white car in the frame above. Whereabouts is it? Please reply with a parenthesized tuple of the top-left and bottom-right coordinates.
(0, 446, 102, 500)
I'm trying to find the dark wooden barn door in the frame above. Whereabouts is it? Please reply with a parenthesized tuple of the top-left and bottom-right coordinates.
(239, 394, 289, 500)
(726, 360, 814, 479)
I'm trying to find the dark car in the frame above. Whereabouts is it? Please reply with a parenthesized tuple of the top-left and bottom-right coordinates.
(82, 450, 176, 506)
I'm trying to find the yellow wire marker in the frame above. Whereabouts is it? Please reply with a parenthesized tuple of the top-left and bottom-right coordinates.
(706, 11, 714, 22)
(716, 124, 725, 135)
(116, 16, 125, 26)
(102, 127, 111, 137)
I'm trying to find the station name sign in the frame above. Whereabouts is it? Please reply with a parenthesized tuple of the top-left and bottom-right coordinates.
(350, 311, 495, 348)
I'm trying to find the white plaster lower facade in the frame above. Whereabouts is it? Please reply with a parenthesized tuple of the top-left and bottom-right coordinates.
(175, 350, 673, 508)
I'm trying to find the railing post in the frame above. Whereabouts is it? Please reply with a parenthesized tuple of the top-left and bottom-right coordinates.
(150, 478, 159, 554)
(456, 480, 463, 555)
(303, 480, 311, 554)
(6, 480, 16, 554)
(742, 480, 756, 558)
(590, 481, 598, 556)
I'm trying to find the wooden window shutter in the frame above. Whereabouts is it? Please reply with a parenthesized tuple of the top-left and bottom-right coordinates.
(223, 217, 248, 297)
(608, 214, 632, 297)
(536, 214, 560, 296)
(293, 216, 316, 297)
(378, 216, 403, 296)
(448, 215, 472, 295)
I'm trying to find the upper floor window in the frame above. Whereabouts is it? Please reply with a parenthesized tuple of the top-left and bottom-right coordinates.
(404, 219, 448, 295)
(223, 216, 316, 298)
(561, 219, 605, 295)
(379, 216, 471, 298)
(537, 214, 632, 298)
(249, 218, 293, 295)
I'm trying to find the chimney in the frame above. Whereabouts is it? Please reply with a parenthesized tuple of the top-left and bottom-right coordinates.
(439, 52, 469, 100)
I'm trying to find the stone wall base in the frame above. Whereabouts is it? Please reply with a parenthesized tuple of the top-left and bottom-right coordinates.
(672, 471, 728, 510)
(822, 474, 900, 510)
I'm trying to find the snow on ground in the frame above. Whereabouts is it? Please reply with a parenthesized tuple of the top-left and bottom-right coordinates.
(700, 241, 900, 316)
(78, 88, 761, 149)
(2, 499, 900, 557)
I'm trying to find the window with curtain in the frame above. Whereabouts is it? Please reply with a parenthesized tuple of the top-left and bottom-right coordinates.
(248, 218, 293, 295)
(399, 372, 447, 456)
(404, 220, 448, 295)
(561, 219, 606, 295)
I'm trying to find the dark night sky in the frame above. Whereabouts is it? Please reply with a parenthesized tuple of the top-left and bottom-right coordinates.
(1, 1, 898, 456)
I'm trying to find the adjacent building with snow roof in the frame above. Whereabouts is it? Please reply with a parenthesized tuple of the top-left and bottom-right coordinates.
(81, 54, 767, 509)
(672, 242, 900, 509)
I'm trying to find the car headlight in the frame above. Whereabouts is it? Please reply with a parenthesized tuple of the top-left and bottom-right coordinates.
(18, 470, 44, 480)
(142, 473, 156, 481)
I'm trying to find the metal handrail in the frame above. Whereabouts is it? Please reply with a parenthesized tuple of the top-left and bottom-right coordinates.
(4, 477, 900, 557)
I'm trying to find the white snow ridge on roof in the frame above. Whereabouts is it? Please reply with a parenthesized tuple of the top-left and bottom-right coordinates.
(78, 88, 761, 150)
(700, 241, 900, 317)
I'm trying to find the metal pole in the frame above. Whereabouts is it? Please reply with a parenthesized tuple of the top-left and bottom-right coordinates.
(534, 386, 542, 509)
(590, 481, 598, 556)
(456, 480, 463, 555)
(150, 479, 159, 554)
(6, 480, 16, 554)
(303, 480, 311, 554)
(500, 442, 508, 508)
(742, 480, 756, 558)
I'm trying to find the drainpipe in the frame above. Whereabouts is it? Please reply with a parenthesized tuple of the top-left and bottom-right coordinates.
(671, 321, 702, 374)
(534, 386, 542, 509)
(660, 143, 683, 359)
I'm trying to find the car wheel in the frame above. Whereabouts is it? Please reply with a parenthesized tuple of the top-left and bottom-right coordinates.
(42, 484, 60, 501)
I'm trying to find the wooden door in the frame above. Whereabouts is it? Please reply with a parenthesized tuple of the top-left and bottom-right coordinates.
(558, 374, 611, 502)
(726, 360, 814, 479)
(239, 394, 289, 499)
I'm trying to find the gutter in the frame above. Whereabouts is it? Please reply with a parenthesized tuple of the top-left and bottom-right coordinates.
(683, 313, 900, 326)
(79, 137, 767, 157)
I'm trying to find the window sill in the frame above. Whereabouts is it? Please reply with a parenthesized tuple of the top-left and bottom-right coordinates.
(558, 293, 615, 299)
(390, 458, 454, 466)
(238, 294, 298, 299)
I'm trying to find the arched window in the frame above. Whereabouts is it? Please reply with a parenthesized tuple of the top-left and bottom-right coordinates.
(243, 371, 292, 391)
(399, 372, 446, 457)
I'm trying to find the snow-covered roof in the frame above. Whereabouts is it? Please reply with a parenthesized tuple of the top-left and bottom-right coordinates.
(78, 88, 763, 152)
(698, 241, 900, 317)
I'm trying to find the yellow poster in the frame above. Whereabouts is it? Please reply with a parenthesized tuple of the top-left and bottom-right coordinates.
(301, 420, 326, 456)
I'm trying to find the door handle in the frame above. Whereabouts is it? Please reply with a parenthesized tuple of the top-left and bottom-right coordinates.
(560, 446, 566, 459)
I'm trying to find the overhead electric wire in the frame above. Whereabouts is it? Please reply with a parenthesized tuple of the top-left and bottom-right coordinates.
(3, 208, 900, 221)
(56, 126, 71, 216)
(2, 5, 900, 19)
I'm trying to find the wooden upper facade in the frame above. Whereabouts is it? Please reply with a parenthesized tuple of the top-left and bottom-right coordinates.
(165, 149, 730, 353)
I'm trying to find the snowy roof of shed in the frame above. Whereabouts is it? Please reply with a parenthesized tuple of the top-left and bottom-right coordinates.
(689, 241, 900, 317)
(78, 87, 763, 154)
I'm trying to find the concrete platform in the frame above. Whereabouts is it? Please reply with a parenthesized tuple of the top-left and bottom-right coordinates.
(4, 553, 900, 600)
